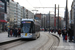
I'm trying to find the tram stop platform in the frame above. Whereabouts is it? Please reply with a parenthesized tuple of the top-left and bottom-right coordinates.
(50, 32, 75, 50)
(0, 32, 20, 44)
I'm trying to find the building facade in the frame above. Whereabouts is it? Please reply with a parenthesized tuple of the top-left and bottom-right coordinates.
(26, 9, 34, 19)
(0, 1, 7, 32)
(22, 7, 26, 18)
(71, 0, 75, 24)
(41, 14, 54, 29)
(1, 0, 34, 28)
(70, 0, 75, 30)
(7, 0, 17, 27)
(41, 14, 64, 30)
(0, 1, 5, 20)
(16, 3, 21, 27)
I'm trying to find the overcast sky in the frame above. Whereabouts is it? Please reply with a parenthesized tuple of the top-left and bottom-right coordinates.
(14, 0, 73, 17)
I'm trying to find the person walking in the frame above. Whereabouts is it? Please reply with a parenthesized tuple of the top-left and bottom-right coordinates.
(10, 30, 12, 37)
(8, 28, 10, 37)
(12, 28, 14, 37)
(58, 29, 61, 37)
(8, 27, 12, 37)
(62, 29, 67, 41)
(18, 28, 21, 37)
(68, 28, 73, 42)
(14, 28, 18, 37)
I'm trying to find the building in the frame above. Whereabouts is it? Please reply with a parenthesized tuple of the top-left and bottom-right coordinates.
(16, 2, 22, 27)
(34, 13, 41, 20)
(0, 0, 9, 13)
(34, 13, 42, 27)
(7, 0, 24, 28)
(7, 0, 17, 27)
(56, 17, 64, 29)
(1, 0, 34, 28)
(46, 14, 54, 29)
(61, 17, 65, 29)
(0, 1, 7, 32)
(71, 0, 75, 24)
(21, 7, 26, 18)
(26, 9, 34, 19)
(21, 7, 34, 19)
(41, 13, 64, 29)
(0, 1, 5, 20)
(41, 14, 54, 29)
(70, 0, 75, 30)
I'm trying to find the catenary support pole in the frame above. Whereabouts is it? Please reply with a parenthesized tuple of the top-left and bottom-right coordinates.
(54, 4, 56, 33)
(72, 0, 75, 43)
(58, 5, 59, 30)
(49, 11, 50, 33)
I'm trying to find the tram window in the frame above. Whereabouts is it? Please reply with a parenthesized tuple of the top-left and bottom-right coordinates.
(32, 24, 35, 33)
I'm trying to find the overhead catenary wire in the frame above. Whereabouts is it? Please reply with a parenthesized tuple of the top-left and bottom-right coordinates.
(39, 0, 44, 14)
(26, 0, 34, 9)
(39, 0, 43, 7)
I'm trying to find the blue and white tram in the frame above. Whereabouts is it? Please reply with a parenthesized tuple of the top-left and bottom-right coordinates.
(20, 19, 40, 39)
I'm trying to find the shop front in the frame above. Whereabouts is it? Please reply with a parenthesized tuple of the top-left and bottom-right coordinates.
(0, 20, 7, 32)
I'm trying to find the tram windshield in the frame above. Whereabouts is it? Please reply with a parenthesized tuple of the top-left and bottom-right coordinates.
(21, 21, 32, 33)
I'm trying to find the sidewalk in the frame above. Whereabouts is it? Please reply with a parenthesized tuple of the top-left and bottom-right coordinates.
(0, 32, 20, 44)
(50, 32, 75, 50)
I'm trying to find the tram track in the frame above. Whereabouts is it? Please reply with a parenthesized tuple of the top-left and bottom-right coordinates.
(0, 32, 60, 50)
(36, 33, 60, 50)
(49, 34, 60, 50)
(0, 38, 21, 45)
(0, 40, 29, 50)
(37, 33, 51, 50)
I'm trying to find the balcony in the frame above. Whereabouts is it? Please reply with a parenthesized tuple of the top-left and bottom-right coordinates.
(0, 2, 4, 6)
(0, 8, 4, 12)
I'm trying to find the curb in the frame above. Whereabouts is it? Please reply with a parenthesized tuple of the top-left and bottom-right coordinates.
(51, 34, 60, 46)
(51, 34, 60, 42)
(0, 38, 21, 45)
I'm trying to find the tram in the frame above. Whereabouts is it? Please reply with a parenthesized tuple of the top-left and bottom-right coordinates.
(20, 19, 40, 39)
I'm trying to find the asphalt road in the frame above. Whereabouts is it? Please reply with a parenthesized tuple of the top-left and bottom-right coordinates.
(0, 32, 59, 50)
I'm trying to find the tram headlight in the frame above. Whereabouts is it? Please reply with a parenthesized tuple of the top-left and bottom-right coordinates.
(29, 33, 32, 35)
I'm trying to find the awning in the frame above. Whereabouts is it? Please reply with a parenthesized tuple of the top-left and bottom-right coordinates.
(0, 20, 7, 23)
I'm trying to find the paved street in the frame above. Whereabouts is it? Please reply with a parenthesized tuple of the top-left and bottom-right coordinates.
(50, 32, 75, 50)
(0, 32, 75, 50)
(0, 0, 75, 50)
(0, 32, 59, 50)
(0, 32, 20, 43)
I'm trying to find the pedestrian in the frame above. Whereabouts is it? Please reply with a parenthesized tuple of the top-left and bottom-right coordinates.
(62, 29, 67, 41)
(68, 28, 73, 42)
(8, 28, 10, 37)
(8, 27, 12, 37)
(58, 29, 61, 37)
(18, 28, 21, 37)
(10, 30, 12, 37)
(12, 28, 14, 37)
(14, 28, 18, 37)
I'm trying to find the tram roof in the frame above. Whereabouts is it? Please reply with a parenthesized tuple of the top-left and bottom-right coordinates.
(22, 19, 34, 21)
(22, 19, 40, 26)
